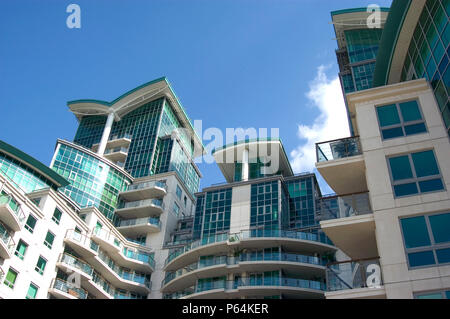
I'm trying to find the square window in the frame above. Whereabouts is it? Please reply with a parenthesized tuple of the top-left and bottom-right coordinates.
(4, 268, 18, 289)
(44, 231, 55, 249)
(14, 240, 28, 260)
(35, 256, 47, 275)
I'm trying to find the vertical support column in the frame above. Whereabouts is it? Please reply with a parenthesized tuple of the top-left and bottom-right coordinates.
(97, 112, 115, 156)
(241, 148, 249, 182)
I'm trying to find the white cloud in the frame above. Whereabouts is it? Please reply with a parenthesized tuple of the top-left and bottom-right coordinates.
(290, 65, 350, 176)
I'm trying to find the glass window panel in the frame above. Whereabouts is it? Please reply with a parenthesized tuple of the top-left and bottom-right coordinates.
(382, 127, 404, 139)
(26, 284, 38, 299)
(389, 156, 413, 180)
(417, 293, 443, 299)
(436, 248, 450, 264)
(401, 216, 431, 248)
(399, 100, 422, 122)
(418, 178, 444, 193)
(429, 213, 450, 243)
(411, 150, 440, 177)
(404, 123, 427, 135)
(377, 104, 400, 127)
(394, 183, 419, 196)
(408, 250, 436, 267)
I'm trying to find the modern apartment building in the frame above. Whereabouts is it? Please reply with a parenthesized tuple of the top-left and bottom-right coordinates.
(0, 77, 203, 299)
(161, 139, 337, 299)
(316, 0, 450, 299)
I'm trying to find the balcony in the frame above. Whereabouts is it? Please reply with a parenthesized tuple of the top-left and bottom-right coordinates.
(162, 252, 328, 293)
(165, 229, 335, 271)
(117, 217, 161, 236)
(317, 192, 377, 259)
(315, 136, 367, 195)
(325, 258, 386, 299)
(49, 278, 88, 299)
(0, 222, 15, 259)
(92, 134, 132, 153)
(92, 228, 123, 254)
(103, 147, 129, 163)
(184, 277, 325, 299)
(64, 230, 99, 258)
(115, 199, 165, 219)
(0, 193, 26, 231)
(120, 181, 167, 201)
(56, 253, 94, 281)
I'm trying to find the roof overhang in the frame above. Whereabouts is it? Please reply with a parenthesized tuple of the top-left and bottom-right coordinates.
(212, 139, 294, 183)
(331, 7, 390, 50)
(67, 77, 205, 155)
(0, 139, 69, 188)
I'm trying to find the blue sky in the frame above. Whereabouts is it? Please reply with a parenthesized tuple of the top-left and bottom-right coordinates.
(0, 0, 392, 193)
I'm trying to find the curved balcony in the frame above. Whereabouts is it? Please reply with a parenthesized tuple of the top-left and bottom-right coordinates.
(0, 222, 15, 259)
(64, 230, 99, 258)
(0, 194, 26, 232)
(56, 253, 94, 281)
(165, 230, 335, 271)
(48, 278, 88, 299)
(88, 249, 151, 295)
(87, 271, 115, 299)
(162, 252, 327, 293)
(117, 217, 161, 236)
(120, 181, 167, 201)
(103, 147, 129, 163)
(92, 134, 132, 153)
(115, 199, 165, 219)
(174, 277, 325, 299)
(91, 228, 154, 272)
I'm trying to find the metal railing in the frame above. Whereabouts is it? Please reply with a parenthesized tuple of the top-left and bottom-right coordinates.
(117, 198, 164, 210)
(0, 193, 26, 224)
(316, 192, 372, 221)
(51, 278, 88, 299)
(104, 147, 129, 155)
(117, 217, 161, 230)
(163, 252, 327, 287)
(316, 136, 362, 163)
(59, 253, 94, 277)
(166, 230, 333, 266)
(126, 180, 167, 192)
(326, 257, 383, 292)
(0, 221, 15, 255)
(65, 229, 100, 253)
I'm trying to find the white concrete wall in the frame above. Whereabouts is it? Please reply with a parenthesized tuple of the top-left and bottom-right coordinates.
(229, 184, 251, 234)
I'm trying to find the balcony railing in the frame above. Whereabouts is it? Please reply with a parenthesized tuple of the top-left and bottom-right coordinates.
(0, 193, 26, 224)
(104, 147, 129, 155)
(97, 249, 152, 288)
(166, 230, 333, 266)
(194, 277, 325, 294)
(109, 133, 132, 141)
(316, 192, 372, 221)
(316, 136, 362, 163)
(118, 198, 164, 210)
(117, 217, 161, 230)
(65, 229, 100, 253)
(0, 221, 15, 255)
(126, 181, 167, 192)
(114, 290, 146, 299)
(326, 257, 383, 292)
(52, 278, 88, 299)
(92, 271, 115, 298)
(59, 253, 94, 277)
(163, 252, 327, 287)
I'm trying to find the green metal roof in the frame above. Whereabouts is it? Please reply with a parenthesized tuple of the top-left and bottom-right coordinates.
(0, 139, 69, 188)
(331, 7, 390, 17)
(373, 0, 413, 87)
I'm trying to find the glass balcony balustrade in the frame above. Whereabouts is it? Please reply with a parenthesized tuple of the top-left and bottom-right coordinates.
(59, 253, 94, 277)
(113, 290, 146, 299)
(316, 192, 373, 221)
(117, 217, 161, 229)
(91, 271, 115, 298)
(0, 221, 15, 255)
(104, 147, 129, 155)
(0, 193, 26, 225)
(109, 133, 132, 141)
(316, 136, 362, 162)
(52, 278, 88, 299)
(194, 277, 325, 294)
(326, 257, 383, 292)
(163, 252, 328, 287)
(97, 249, 151, 288)
(166, 230, 333, 266)
(127, 180, 167, 192)
(65, 229, 100, 253)
(118, 198, 164, 210)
